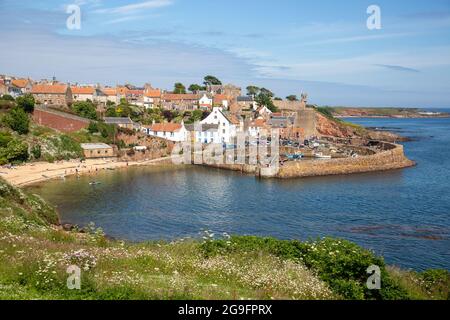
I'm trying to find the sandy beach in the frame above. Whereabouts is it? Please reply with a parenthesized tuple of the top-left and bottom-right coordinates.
(0, 156, 177, 187)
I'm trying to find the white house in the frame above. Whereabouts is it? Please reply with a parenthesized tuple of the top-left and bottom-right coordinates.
(143, 88, 161, 109)
(144, 121, 188, 142)
(201, 107, 237, 144)
(198, 93, 213, 110)
(71, 86, 96, 102)
(248, 118, 267, 137)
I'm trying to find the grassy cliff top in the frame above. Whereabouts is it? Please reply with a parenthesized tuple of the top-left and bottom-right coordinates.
(0, 177, 448, 300)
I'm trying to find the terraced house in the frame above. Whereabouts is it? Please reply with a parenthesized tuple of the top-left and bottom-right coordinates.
(70, 86, 96, 102)
(31, 84, 73, 106)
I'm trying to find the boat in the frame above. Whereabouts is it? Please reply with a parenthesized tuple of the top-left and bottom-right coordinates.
(314, 152, 332, 159)
(285, 152, 303, 160)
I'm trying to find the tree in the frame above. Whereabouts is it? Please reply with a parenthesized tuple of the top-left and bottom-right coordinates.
(203, 75, 222, 86)
(188, 84, 205, 93)
(173, 83, 186, 94)
(72, 101, 98, 120)
(190, 109, 203, 122)
(105, 107, 117, 117)
(246, 85, 260, 97)
(162, 110, 175, 122)
(16, 94, 35, 113)
(286, 95, 298, 101)
(0, 138, 29, 164)
(3, 106, 30, 134)
(260, 88, 274, 98)
(274, 97, 282, 101)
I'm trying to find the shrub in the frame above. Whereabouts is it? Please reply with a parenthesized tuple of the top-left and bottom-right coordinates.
(200, 236, 409, 300)
(1, 94, 15, 101)
(0, 138, 29, 164)
(31, 144, 42, 160)
(0, 131, 13, 148)
(3, 107, 30, 134)
(16, 94, 35, 113)
(72, 101, 98, 120)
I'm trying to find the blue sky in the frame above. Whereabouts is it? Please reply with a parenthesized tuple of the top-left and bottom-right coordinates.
(1, 0, 449, 107)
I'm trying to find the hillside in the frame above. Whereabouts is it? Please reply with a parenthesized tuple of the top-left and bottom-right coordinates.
(0, 177, 448, 300)
(325, 107, 449, 118)
(315, 109, 409, 142)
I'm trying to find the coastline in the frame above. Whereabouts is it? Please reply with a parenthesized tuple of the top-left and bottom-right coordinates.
(0, 156, 178, 187)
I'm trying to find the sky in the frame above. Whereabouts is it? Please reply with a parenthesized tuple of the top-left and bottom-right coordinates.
(0, 0, 449, 108)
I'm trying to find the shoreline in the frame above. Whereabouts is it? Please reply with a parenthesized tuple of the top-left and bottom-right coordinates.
(0, 156, 178, 187)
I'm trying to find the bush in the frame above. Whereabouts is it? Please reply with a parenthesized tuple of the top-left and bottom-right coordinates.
(1, 94, 15, 101)
(3, 106, 30, 134)
(0, 131, 13, 148)
(31, 144, 42, 160)
(16, 94, 35, 113)
(0, 138, 29, 164)
(200, 236, 409, 300)
(72, 101, 98, 120)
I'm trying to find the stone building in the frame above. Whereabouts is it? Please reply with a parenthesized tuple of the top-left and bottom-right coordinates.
(160, 93, 200, 111)
(81, 143, 115, 159)
(31, 84, 73, 106)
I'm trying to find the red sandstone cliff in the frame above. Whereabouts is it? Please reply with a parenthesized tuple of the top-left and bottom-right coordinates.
(315, 112, 408, 142)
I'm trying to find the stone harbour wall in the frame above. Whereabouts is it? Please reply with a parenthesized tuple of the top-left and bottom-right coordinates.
(198, 143, 415, 179)
(276, 143, 415, 178)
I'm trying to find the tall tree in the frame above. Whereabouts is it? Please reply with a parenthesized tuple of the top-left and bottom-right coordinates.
(246, 85, 260, 97)
(174, 82, 186, 94)
(188, 84, 204, 93)
(203, 75, 222, 86)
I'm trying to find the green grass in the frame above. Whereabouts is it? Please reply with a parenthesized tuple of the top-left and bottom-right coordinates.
(0, 177, 448, 300)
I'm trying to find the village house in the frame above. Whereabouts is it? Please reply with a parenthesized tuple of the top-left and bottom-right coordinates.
(160, 93, 200, 111)
(143, 88, 162, 109)
(256, 105, 273, 119)
(81, 143, 115, 159)
(103, 117, 135, 130)
(201, 106, 238, 144)
(213, 94, 230, 109)
(199, 93, 213, 110)
(126, 89, 144, 107)
(31, 84, 73, 106)
(101, 88, 119, 105)
(11, 79, 33, 94)
(248, 118, 268, 137)
(237, 96, 257, 110)
(185, 124, 221, 144)
(71, 86, 96, 102)
(207, 84, 241, 98)
(144, 121, 188, 142)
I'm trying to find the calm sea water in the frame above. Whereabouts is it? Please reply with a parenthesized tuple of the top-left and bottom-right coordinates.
(27, 116, 450, 271)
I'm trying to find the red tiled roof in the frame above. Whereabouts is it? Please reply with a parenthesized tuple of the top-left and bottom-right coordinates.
(162, 93, 200, 101)
(116, 87, 129, 95)
(150, 123, 182, 133)
(213, 94, 229, 105)
(12, 79, 30, 88)
(127, 89, 144, 96)
(102, 88, 117, 96)
(144, 89, 161, 98)
(31, 84, 68, 94)
(71, 86, 95, 94)
(252, 118, 266, 128)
